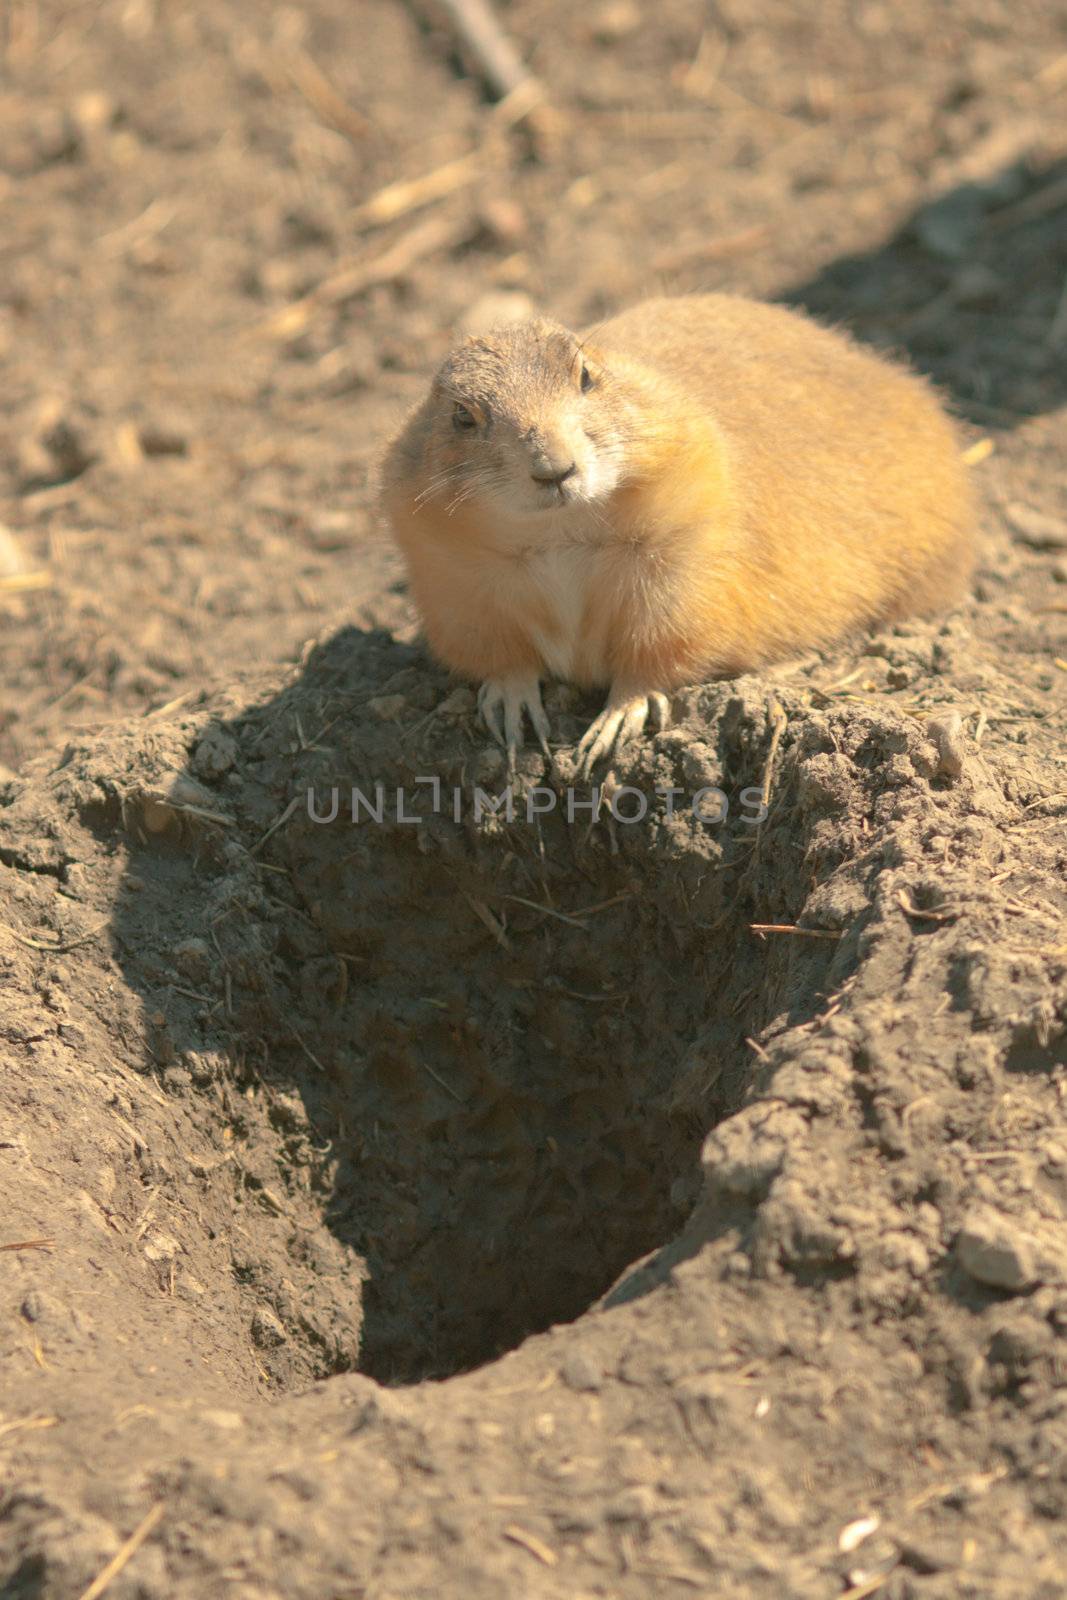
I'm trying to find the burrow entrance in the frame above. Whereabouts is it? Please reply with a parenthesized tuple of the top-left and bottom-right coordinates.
(111, 631, 849, 1384)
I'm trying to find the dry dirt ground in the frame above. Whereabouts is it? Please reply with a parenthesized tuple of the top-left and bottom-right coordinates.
(2, 1, 1067, 1596)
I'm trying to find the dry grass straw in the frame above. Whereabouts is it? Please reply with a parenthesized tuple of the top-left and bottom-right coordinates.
(76, 1502, 165, 1600)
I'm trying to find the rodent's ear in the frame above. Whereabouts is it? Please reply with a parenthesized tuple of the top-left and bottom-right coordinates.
(573, 342, 605, 393)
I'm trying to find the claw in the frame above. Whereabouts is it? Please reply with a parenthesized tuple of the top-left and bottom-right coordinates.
(576, 689, 670, 777)
(477, 681, 506, 747)
(477, 675, 552, 770)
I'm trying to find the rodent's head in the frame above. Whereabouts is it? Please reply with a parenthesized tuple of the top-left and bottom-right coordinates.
(418, 318, 626, 520)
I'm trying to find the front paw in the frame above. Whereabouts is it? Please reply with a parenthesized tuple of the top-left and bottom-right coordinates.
(478, 675, 551, 769)
(576, 689, 670, 776)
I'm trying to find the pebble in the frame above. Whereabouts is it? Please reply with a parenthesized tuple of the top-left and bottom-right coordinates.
(561, 1350, 603, 1392)
(17, 396, 94, 490)
(250, 1306, 288, 1348)
(956, 1210, 1037, 1292)
(139, 417, 190, 457)
(173, 936, 211, 980)
(192, 728, 237, 780)
(925, 712, 967, 780)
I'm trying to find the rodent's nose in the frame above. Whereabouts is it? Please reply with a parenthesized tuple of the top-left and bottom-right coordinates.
(530, 460, 577, 488)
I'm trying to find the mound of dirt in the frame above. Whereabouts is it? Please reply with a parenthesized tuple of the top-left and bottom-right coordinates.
(2, 595, 1066, 1595)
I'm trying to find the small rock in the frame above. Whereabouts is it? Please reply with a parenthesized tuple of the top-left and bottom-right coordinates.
(200, 1409, 245, 1430)
(305, 509, 357, 550)
(185, 1051, 220, 1086)
(141, 797, 176, 835)
(22, 1290, 70, 1324)
(957, 1210, 1037, 1292)
(167, 771, 220, 809)
(925, 712, 967, 780)
(560, 1350, 602, 1392)
(367, 693, 407, 722)
(250, 1306, 288, 1348)
(1052, 559, 1067, 584)
(138, 418, 189, 457)
(17, 396, 94, 490)
(988, 1312, 1052, 1372)
(192, 728, 237, 780)
(1005, 503, 1067, 550)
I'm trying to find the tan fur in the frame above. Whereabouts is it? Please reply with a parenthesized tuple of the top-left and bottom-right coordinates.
(380, 293, 975, 701)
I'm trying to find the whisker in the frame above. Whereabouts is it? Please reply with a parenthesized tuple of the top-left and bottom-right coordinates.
(412, 463, 469, 510)
(445, 469, 498, 517)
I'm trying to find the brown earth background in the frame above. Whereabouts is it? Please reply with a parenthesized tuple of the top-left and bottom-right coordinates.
(1, 1, 1067, 1596)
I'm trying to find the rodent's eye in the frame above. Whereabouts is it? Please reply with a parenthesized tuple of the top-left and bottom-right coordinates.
(452, 403, 477, 432)
(579, 362, 594, 393)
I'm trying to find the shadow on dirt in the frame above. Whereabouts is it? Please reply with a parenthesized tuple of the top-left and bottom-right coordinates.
(102, 627, 846, 1385)
(782, 156, 1067, 426)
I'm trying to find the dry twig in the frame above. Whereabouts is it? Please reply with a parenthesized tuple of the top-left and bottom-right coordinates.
(76, 1503, 165, 1600)
(0, 1413, 57, 1439)
(1, 920, 109, 953)
(463, 892, 511, 951)
(897, 891, 957, 923)
(431, 0, 540, 102)
(503, 1524, 558, 1567)
(265, 211, 466, 338)
(353, 153, 483, 229)
(961, 437, 994, 466)
(284, 45, 370, 142)
(759, 698, 788, 813)
(0, 568, 52, 594)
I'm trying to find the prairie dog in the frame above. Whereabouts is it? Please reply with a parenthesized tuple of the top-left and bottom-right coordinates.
(380, 294, 975, 770)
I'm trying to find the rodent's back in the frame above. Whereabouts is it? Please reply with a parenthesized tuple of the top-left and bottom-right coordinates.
(589, 295, 975, 641)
